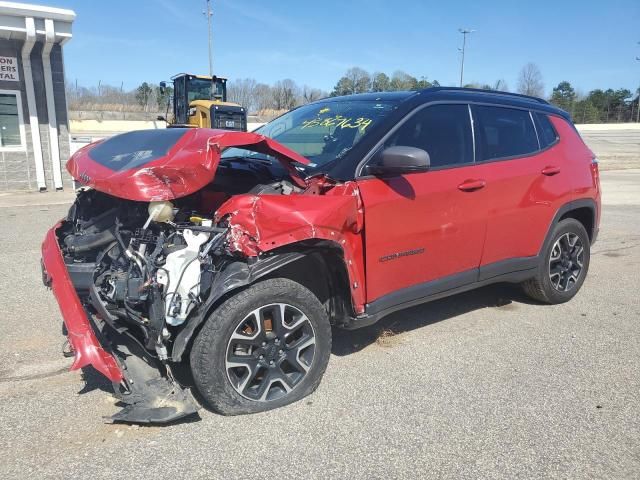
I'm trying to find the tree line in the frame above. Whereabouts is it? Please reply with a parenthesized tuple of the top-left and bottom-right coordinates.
(65, 77, 327, 116)
(66, 80, 172, 113)
(550, 81, 637, 124)
(66, 63, 640, 123)
(225, 78, 327, 114)
(330, 68, 441, 95)
(329, 64, 640, 124)
(515, 62, 639, 123)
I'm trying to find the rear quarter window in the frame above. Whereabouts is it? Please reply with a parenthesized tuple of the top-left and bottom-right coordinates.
(474, 106, 539, 161)
(534, 112, 559, 148)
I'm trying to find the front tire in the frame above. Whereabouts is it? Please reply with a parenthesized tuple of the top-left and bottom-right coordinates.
(190, 278, 331, 415)
(522, 218, 590, 304)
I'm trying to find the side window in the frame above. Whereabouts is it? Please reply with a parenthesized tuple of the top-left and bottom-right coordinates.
(0, 92, 23, 148)
(174, 77, 186, 121)
(534, 112, 559, 148)
(383, 104, 473, 168)
(474, 106, 539, 161)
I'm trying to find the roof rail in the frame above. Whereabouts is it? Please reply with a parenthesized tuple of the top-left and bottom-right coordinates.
(425, 86, 550, 105)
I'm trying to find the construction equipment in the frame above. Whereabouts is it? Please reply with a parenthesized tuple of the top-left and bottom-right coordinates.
(159, 73, 247, 131)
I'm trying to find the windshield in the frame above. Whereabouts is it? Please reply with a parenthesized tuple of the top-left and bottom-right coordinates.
(221, 100, 397, 174)
(187, 78, 225, 102)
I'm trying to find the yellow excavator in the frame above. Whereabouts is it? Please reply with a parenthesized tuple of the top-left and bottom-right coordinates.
(159, 73, 247, 131)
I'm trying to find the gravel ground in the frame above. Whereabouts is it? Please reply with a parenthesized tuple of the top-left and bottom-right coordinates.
(0, 169, 638, 479)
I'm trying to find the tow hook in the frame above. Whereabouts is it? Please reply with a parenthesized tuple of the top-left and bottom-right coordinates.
(61, 339, 74, 358)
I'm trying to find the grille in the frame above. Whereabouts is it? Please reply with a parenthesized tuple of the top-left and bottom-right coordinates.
(213, 111, 246, 131)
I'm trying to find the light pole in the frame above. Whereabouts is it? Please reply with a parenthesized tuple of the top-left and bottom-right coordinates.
(458, 28, 475, 87)
(203, 0, 213, 77)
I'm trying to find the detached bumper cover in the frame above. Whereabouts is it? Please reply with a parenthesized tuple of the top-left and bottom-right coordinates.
(41, 223, 123, 383)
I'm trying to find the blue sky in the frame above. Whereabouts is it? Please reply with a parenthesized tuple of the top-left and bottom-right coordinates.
(40, 0, 640, 95)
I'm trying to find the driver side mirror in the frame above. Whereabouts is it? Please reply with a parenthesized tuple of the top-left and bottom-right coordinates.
(365, 146, 430, 176)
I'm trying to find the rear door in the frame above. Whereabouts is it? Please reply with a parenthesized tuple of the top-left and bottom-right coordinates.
(357, 103, 488, 304)
(471, 105, 563, 273)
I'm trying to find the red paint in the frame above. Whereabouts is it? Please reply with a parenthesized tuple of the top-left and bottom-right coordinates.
(41, 224, 123, 383)
(357, 168, 488, 302)
(479, 115, 595, 266)
(67, 129, 310, 202)
(548, 116, 600, 203)
(215, 178, 367, 314)
(356, 114, 600, 304)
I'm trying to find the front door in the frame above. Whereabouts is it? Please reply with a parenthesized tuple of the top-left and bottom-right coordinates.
(357, 103, 488, 305)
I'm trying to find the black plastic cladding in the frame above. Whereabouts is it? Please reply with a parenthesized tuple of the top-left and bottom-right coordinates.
(320, 87, 571, 181)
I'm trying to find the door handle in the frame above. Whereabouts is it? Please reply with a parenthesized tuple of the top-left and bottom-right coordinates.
(541, 166, 561, 176)
(458, 179, 486, 192)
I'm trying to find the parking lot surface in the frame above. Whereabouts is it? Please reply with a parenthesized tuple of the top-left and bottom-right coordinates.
(579, 128, 640, 170)
(0, 173, 639, 478)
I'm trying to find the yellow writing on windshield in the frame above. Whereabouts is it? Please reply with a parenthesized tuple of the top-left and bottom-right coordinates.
(301, 115, 373, 133)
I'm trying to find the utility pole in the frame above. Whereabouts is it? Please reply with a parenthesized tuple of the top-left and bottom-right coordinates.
(636, 41, 639, 123)
(636, 56, 639, 123)
(458, 28, 475, 87)
(204, 0, 213, 77)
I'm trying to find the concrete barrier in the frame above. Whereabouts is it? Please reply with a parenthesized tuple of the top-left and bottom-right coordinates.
(70, 120, 266, 135)
(70, 119, 167, 133)
(576, 123, 640, 131)
(69, 122, 269, 155)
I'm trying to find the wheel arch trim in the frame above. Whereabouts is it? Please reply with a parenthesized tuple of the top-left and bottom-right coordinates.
(171, 242, 352, 362)
(540, 198, 597, 256)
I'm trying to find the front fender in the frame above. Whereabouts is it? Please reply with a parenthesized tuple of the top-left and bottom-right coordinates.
(214, 182, 366, 313)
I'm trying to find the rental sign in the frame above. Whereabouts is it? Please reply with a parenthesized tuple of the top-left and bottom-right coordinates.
(0, 57, 19, 81)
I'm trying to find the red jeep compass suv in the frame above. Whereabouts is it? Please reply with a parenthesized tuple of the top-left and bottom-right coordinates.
(41, 88, 600, 422)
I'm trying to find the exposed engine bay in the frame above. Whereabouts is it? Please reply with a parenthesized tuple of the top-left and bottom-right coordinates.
(62, 174, 298, 349)
(56, 169, 299, 423)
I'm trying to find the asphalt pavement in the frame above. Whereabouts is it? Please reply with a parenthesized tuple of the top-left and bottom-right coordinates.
(579, 128, 640, 170)
(0, 171, 638, 479)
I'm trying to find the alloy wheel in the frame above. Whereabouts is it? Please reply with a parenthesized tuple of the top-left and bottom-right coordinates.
(548, 232, 584, 292)
(225, 303, 316, 401)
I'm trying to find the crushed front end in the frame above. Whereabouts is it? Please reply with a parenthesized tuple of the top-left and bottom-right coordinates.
(41, 190, 226, 423)
(41, 127, 365, 423)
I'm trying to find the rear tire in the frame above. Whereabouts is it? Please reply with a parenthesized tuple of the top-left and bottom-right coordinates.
(190, 278, 331, 415)
(522, 218, 590, 304)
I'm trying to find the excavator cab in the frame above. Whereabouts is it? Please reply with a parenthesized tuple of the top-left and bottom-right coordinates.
(161, 73, 247, 131)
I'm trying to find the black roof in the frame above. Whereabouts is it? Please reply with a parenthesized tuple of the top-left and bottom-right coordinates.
(322, 87, 569, 120)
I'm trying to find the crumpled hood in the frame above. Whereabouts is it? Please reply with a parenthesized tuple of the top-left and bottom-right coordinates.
(67, 128, 310, 201)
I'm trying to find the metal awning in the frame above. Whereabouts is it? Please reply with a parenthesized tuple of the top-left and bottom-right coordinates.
(0, 1, 75, 43)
